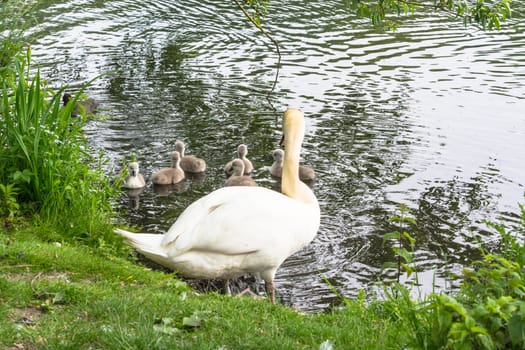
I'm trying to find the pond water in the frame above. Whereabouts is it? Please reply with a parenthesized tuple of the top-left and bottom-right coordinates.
(28, 0, 524, 311)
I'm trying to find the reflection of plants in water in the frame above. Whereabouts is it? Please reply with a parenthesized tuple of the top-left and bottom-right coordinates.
(416, 170, 500, 248)
(106, 35, 208, 114)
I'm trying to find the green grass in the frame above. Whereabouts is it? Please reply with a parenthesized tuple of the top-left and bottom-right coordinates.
(0, 226, 409, 349)
(2, 213, 524, 349)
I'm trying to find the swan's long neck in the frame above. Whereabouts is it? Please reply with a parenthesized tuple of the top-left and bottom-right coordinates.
(281, 109, 317, 204)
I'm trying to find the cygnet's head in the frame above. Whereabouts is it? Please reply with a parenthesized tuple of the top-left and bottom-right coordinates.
(230, 158, 245, 176)
(238, 144, 248, 157)
(272, 149, 284, 162)
(174, 140, 185, 155)
(128, 162, 140, 176)
(62, 93, 73, 106)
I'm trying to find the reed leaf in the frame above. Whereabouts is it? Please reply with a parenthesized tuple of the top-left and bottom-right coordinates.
(1, 52, 119, 246)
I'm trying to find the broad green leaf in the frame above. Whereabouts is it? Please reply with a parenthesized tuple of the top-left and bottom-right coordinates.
(509, 313, 525, 345)
(393, 247, 413, 263)
(383, 231, 400, 242)
(402, 231, 416, 248)
(153, 317, 180, 335)
(183, 310, 210, 328)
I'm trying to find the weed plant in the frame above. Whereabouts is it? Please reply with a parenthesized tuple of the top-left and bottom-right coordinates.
(0, 54, 120, 247)
(379, 202, 525, 349)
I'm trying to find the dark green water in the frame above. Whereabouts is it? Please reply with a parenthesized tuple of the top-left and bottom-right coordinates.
(29, 0, 524, 311)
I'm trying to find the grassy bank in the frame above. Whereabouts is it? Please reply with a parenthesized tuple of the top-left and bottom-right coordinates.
(0, 226, 407, 349)
(1, 214, 524, 349)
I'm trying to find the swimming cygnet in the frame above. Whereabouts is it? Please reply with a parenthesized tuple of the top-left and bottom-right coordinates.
(62, 92, 99, 117)
(224, 144, 254, 178)
(151, 151, 185, 185)
(123, 162, 146, 189)
(270, 149, 315, 182)
(174, 140, 207, 173)
(224, 159, 257, 187)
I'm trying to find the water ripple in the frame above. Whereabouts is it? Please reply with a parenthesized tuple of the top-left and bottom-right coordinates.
(26, 0, 525, 312)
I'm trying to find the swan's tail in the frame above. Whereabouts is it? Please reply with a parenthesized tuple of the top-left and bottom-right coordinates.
(114, 228, 167, 261)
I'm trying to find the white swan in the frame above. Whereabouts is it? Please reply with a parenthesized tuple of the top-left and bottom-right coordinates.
(151, 151, 185, 185)
(174, 140, 207, 173)
(224, 144, 253, 177)
(224, 159, 257, 187)
(115, 108, 320, 303)
(270, 148, 316, 182)
(122, 162, 146, 189)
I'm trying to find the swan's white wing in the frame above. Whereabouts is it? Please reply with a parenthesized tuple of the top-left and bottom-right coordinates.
(161, 186, 318, 257)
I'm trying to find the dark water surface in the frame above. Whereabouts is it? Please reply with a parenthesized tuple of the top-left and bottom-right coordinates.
(28, 0, 524, 311)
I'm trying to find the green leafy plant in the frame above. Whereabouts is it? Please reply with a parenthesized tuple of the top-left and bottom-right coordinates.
(378, 209, 525, 349)
(0, 183, 20, 219)
(0, 52, 120, 246)
(382, 204, 418, 284)
(424, 253, 525, 349)
(410, 201, 525, 349)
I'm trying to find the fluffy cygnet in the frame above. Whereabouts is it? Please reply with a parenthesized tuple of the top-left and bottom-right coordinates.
(270, 149, 315, 182)
(151, 151, 185, 185)
(224, 144, 253, 177)
(174, 140, 207, 173)
(224, 159, 257, 187)
(123, 162, 146, 189)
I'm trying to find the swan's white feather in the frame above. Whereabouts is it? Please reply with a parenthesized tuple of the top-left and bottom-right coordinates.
(164, 186, 318, 256)
(116, 172, 320, 281)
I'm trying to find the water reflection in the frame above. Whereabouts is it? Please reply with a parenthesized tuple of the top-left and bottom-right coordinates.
(152, 182, 187, 197)
(124, 187, 144, 210)
(28, 0, 525, 311)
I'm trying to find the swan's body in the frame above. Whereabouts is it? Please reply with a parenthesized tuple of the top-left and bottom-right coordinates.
(123, 162, 146, 189)
(224, 144, 253, 177)
(175, 140, 206, 173)
(62, 93, 99, 117)
(115, 109, 320, 303)
(270, 149, 315, 182)
(224, 159, 257, 187)
(152, 151, 185, 185)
